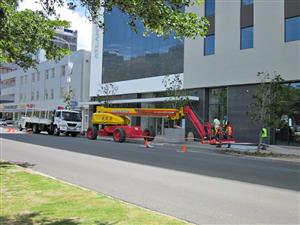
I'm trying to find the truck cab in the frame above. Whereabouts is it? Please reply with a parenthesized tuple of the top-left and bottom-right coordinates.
(52, 110, 82, 137)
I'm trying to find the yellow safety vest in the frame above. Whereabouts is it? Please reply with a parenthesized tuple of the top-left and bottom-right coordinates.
(261, 128, 268, 138)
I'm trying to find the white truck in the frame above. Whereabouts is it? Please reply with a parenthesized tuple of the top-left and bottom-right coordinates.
(18, 109, 82, 137)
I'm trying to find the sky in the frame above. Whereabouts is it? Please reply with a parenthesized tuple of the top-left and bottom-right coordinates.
(18, 0, 92, 51)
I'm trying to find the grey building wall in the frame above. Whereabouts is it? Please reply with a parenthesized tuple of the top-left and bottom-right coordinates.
(227, 84, 260, 142)
(184, 0, 300, 89)
(184, 85, 261, 143)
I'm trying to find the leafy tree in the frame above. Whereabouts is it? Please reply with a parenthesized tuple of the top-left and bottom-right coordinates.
(62, 90, 74, 109)
(162, 74, 190, 109)
(0, 0, 70, 69)
(39, 0, 209, 38)
(96, 83, 118, 107)
(247, 72, 288, 149)
(1, 0, 208, 69)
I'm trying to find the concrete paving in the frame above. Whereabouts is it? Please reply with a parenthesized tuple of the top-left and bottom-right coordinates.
(1, 134, 299, 224)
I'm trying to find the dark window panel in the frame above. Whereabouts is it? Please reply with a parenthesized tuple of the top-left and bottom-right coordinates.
(205, 0, 215, 16)
(285, 0, 300, 19)
(204, 34, 215, 56)
(206, 15, 215, 35)
(241, 26, 253, 49)
(240, 4, 254, 28)
(285, 16, 300, 42)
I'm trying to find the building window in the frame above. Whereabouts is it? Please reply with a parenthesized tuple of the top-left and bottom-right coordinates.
(285, 16, 300, 42)
(241, 26, 253, 49)
(20, 76, 24, 85)
(36, 91, 39, 100)
(241, 0, 253, 6)
(209, 88, 228, 123)
(205, 0, 215, 16)
(204, 34, 215, 56)
(45, 70, 49, 80)
(37, 72, 40, 81)
(1, 78, 16, 89)
(61, 65, 65, 77)
(44, 89, 48, 100)
(50, 89, 54, 99)
(51, 68, 55, 78)
(24, 93, 27, 100)
(31, 91, 34, 101)
(32, 73, 35, 82)
(19, 93, 23, 101)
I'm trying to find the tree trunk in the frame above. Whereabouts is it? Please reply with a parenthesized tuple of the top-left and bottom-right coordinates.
(257, 129, 262, 151)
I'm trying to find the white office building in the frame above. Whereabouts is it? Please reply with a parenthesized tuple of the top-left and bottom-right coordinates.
(0, 50, 91, 130)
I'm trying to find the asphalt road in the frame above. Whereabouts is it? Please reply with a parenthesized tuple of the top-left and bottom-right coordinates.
(1, 133, 300, 224)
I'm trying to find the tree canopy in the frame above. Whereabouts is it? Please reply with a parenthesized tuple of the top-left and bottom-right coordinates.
(0, 0, 209, 69)
(0, 0, 69, 69)
(247, 72, 287, 129)
(41, 0, 208, 37)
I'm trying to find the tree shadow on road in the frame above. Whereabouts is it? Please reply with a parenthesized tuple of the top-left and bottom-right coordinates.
(0, 212, 117, 225)
(0, 161, 35, 168)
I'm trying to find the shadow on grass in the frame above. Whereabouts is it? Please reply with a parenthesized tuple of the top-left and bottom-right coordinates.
(0, 161, 35, 168)
(0, 212, 117, 225)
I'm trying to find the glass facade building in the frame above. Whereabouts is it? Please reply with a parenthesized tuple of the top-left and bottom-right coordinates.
(102, 8, 184, 83)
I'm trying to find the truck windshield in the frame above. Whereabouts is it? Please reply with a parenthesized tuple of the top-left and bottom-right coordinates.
(62, 112, 81, 122)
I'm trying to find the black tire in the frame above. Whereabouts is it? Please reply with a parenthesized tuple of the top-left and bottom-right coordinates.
(53, 125, 60, 136)
(143, 128, 156, 141)
(113, 128, 126, 143)
(86, 126, 98, 140)
(71, 132, 77, 137)
(33, 124, 40, 134)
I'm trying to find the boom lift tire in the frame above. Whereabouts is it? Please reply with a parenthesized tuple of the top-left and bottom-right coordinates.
(143, 128, 156, 141)
(86, 126, 98, 140)
(113, 128, 126, 143)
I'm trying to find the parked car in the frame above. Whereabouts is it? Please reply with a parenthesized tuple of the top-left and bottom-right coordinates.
(0, 119, 7, 126)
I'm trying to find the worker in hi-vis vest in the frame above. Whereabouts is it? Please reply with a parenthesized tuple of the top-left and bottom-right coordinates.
(261, 127, 268, 150)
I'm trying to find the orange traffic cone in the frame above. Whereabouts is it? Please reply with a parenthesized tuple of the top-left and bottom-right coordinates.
(7, 127, 14, 133)
(181, 144, 187, 153)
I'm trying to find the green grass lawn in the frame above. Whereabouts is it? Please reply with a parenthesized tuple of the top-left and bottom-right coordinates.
(0, 161, 190, 225)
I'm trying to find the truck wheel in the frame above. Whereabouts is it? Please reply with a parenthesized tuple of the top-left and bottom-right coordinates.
(53, 126, 60, 136)
(71, 132, 77, 137)
(143, 128, 156, 141)
(86, 126, 97, 140)
(33, 124, 40, 134)
(113, 128, 126, 142)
